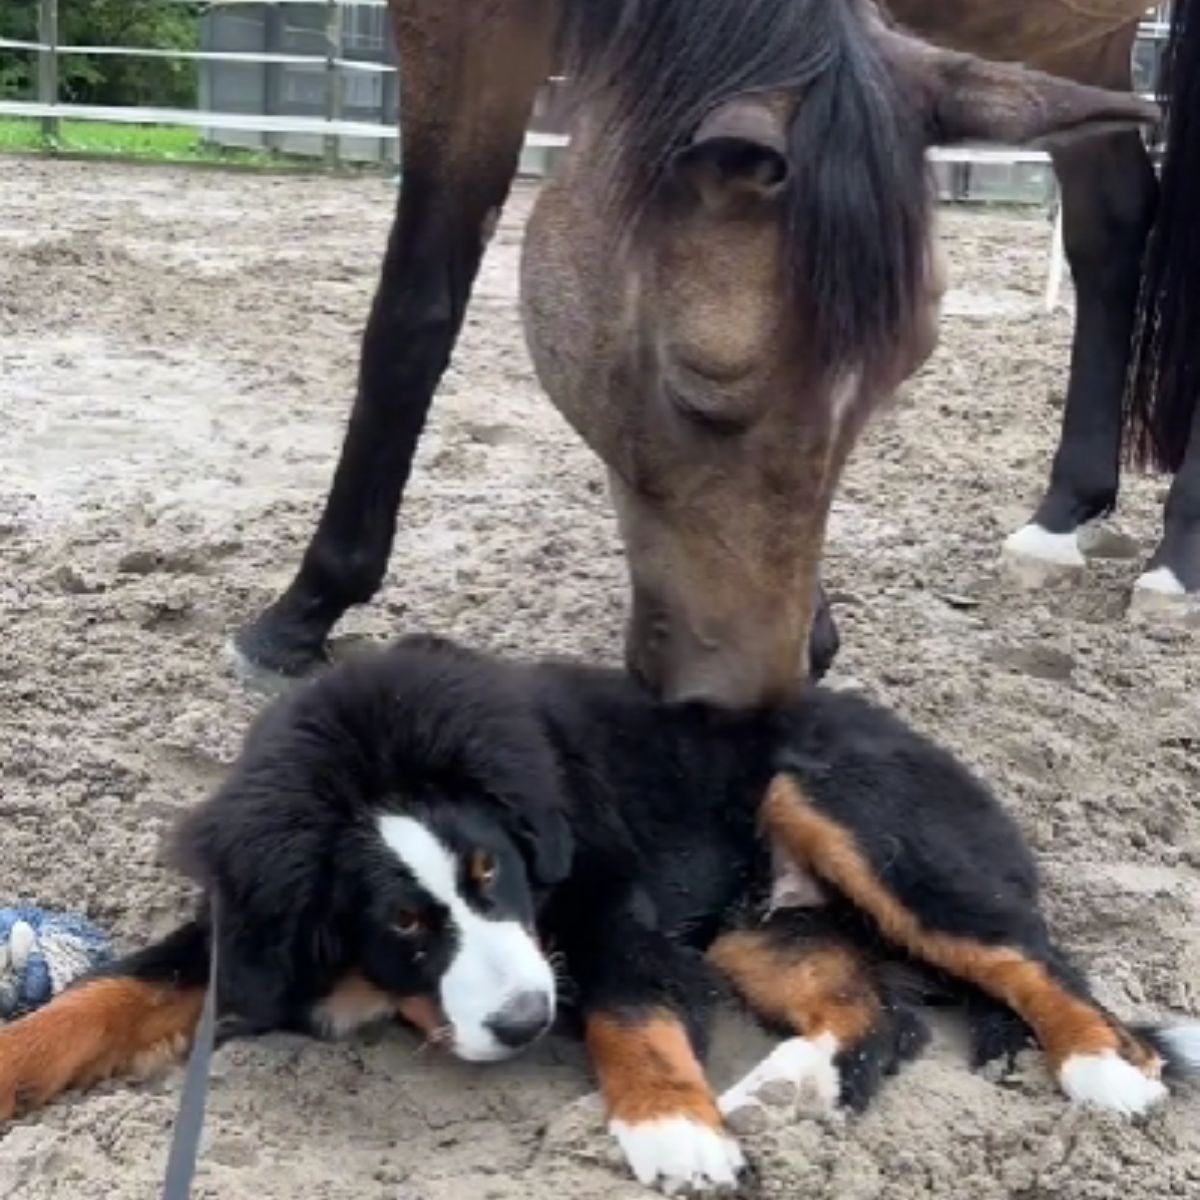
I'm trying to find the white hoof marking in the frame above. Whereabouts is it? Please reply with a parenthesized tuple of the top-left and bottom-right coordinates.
(1001, 524, 1092, 590)
(1133, 566, 1187, 597)
(1059, 1052, 1167, 1115)
(611, 1115, 744, 1195)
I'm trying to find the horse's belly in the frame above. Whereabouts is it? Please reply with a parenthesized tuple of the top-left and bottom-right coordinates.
(886, 0, 1144, 64)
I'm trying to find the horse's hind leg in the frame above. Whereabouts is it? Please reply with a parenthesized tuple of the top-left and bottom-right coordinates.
(234, 0, 554, 679)
(761, 776, 1169, 1115)
(1132, 385, 1200, 609)
(709, 910, 928, 1126)
(1003, 27, 1157, 582)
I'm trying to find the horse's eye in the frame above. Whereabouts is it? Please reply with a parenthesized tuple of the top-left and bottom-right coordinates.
(470, 850, 498, 887)
(394, 910, 424, 936)
(664, 381, 754, 435)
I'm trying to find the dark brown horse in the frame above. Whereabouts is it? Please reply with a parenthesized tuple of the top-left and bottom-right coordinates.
(232, 0, 1198, 703)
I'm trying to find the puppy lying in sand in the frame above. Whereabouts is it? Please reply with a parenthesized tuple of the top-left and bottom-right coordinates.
(1, 635, 1196, 1194)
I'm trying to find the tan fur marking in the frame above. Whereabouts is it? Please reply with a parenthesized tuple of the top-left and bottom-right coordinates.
(313, 973, 407, 1038)
(314, 974, 445, 1041)
(761, 775, 1161, 1075)
(469, 849, 498, 887)
(708, 930, 880, 1046)
(395, 993, 445, 1040)
(586, 1011, 723, 1130)
(0, 978, 204, 1119)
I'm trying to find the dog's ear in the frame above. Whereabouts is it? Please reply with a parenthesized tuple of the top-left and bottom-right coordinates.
(171, 746, 355, 1026)
(489, 789, 573, 888)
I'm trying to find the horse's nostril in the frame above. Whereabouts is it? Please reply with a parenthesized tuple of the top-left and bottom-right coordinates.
(485, 991, 553, 1049)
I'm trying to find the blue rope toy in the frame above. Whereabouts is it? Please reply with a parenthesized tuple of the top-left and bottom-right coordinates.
(0, 907, 114, 1020)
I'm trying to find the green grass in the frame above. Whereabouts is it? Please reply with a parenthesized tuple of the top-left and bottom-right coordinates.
(0, 117, 318, 169)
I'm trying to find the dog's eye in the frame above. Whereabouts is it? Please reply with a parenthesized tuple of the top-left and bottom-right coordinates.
(394, 910, 424, 937)
(470, 850, 498, 887)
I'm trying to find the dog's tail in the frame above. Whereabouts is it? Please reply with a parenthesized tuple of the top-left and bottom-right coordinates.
(1141, 1024, 1200, 1085)
(0, 919, 210, 1122)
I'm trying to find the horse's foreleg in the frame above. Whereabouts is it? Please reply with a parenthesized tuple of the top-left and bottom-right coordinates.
(235, 0, 554, 678)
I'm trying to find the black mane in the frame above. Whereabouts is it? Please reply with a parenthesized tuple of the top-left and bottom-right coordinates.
(560, 0, 931, 374)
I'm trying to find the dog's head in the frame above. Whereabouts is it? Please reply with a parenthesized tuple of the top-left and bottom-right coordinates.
(174, 635, 572, 1062)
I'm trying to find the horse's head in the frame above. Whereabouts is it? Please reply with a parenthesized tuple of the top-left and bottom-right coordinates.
(528, 0, 1157, 706)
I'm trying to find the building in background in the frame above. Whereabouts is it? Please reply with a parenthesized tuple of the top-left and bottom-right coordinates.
(200, 1, 397, 163)
(199, 0, 569, 169)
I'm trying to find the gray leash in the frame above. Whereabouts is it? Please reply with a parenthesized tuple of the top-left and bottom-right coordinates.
(161, 902, 220, 1200)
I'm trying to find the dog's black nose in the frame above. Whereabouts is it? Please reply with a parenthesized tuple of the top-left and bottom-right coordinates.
(485, 991, 553, 1049)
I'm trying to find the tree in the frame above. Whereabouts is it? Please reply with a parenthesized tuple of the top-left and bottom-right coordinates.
(0, 1, 206, 107)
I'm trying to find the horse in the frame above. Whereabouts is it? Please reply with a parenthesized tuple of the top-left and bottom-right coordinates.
(230, 0, 1196, 705)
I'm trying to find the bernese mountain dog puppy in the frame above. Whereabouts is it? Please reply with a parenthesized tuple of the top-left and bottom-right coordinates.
(0, 634, 1196, 1194)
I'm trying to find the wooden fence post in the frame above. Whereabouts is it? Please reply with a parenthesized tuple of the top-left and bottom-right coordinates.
(38, 0, 59, 141)
(324, 0, 343, 168)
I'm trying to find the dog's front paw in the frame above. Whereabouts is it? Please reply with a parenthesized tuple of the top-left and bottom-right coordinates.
(611, 1115, 745, 1195)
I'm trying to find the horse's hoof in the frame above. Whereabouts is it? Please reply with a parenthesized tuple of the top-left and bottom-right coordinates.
(226, 614, 331, 695)
(1129, 568, 1200, 625)
(808, 605, 840, 682)
(1001, 523, 1087, 589)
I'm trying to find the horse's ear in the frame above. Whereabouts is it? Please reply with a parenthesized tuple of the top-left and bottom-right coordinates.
(673, 96, 791, 211)
(880, 31, 1158, 147)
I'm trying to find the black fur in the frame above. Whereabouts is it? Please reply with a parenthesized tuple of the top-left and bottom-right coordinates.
(560, 0, 930, 376)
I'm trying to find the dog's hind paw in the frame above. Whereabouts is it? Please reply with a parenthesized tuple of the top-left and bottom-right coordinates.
(1059, 1052, 1168, 1115)
(719, 1034, 840, 1134)
(610, 1115, 745, 1195)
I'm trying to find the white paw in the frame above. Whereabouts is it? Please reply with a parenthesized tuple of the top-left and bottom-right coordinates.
(719, 1034, 840, 1131)
(611, 1115, 744, 1195)
(1002, 524, 1086, 587)
(768, 843, 826, 912)
(1059, 1052, 1167, 1115)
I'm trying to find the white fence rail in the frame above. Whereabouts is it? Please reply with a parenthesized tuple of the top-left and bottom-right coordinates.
(0, 1, 1170, 169)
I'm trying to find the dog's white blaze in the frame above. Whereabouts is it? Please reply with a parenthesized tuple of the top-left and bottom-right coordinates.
(1059, 1051, 1167, 1115)
(719, 1032, 840, 1119)
(378, 815, 555, 1062)
(610, 1116, 744, 1195)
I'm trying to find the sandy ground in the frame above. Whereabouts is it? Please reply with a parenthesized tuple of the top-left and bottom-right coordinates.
(1, 158, 1198, 1200)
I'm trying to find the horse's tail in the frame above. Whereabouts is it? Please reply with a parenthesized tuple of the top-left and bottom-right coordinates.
(1126, 0, 1200, 472)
